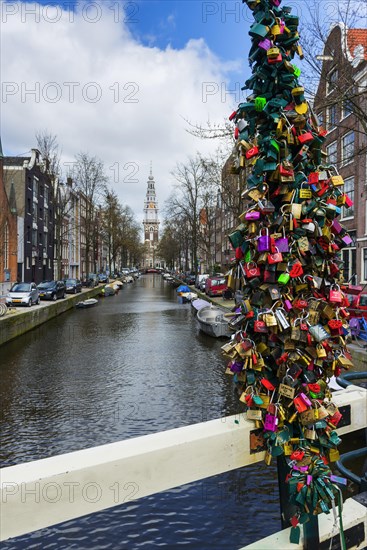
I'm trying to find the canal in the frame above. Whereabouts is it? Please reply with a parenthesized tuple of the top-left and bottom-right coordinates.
(1, 274, 362, 549)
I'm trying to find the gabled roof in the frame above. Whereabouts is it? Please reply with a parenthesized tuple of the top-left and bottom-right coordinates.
(347, 29, 367, 61)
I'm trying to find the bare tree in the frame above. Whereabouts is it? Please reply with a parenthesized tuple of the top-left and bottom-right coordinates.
(166, 155, 218, 274)
(35, 130, 70, 278)
(300, 0, 367, 136)
(73, 152, 107, 276)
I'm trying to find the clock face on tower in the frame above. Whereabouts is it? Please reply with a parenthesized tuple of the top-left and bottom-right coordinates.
(149, 202, 155, 208)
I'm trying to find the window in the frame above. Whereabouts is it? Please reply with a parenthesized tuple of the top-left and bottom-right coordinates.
(26, 226, 31, 243)
(342, 132, 354, 165)
(32, 205, 38, 225)
(342, 98, 353, 118)
(363, 249, 367, 282)
(342, 177, 354, 218)
(26, 257, 30, 270)
(33, 177, 39, 201)
(44, 186, 49, 205)
(39, 207, 43, 220)
(342, 246, 356, 283)
(327, 105, 337, 129)
(32, 229, 37, 247)
(4, 223, 9, 269)
(327, 69, 338, 94)
(327, 141, 337, 165)
(44, 210, 49, 226)
(317, 112, 324, 127)
(27, 198, 31, 215)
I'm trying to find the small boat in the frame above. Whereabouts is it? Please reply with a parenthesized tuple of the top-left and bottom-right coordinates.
(191, 298, 211, 313)
(76, 298, 99, 309)
(196, 305, 231, 338)
(177, 291, 198, 304)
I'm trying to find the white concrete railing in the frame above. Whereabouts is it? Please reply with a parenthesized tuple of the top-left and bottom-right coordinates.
(1, 385, 366, 542)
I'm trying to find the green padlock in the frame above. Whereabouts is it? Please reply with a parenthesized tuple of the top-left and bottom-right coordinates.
(278, 272, 290, 285)
(254, 96, 267, 111)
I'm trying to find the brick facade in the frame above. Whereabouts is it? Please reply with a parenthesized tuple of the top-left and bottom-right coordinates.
(3, 150, 55, 284)
(314, 24, 367, 284)
(0, 145, 18, 294)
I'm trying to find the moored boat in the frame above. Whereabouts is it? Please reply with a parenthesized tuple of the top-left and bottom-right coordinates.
(196, 305, 231, 338)
(76, 298, 99, 309)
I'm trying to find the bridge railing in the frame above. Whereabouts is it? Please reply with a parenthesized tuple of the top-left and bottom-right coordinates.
(1, 385, 366, 545)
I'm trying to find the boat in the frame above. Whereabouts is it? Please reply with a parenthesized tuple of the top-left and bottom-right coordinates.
(177, 291, 198, 304)
(76, 298, 99, 309)
(191, 298, 211, 313)
(196, 305, 231, 338)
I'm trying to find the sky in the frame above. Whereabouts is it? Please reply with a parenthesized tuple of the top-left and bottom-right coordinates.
(1, 0, 365, 225)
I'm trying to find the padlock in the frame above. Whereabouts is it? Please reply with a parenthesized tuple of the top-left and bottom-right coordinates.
(257, 228, 271, 252)
(254, 96, 267, 111)
(278, 272, 290, 285)
(267, 47, 280, 59)
(329, 284, 342, 304)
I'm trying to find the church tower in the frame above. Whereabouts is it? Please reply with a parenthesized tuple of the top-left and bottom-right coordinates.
(142, 164, 162, 269)
(143, 163, 160, 243)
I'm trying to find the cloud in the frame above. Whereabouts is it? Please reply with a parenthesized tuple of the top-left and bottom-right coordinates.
(1, 1, 239, 224)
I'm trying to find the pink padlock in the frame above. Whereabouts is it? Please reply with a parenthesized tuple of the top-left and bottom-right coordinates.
(264, 413, 278, 432)
(299, 392, 312, 407)
(331, 219, 343, 235)
(245, 211, 261, 221)
(284, 299, 292, 312)
(258, 38, 272, 50)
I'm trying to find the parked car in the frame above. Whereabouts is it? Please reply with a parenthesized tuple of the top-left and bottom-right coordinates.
(347, 292, 367, 320)
(83, 274, 100, 287)
(64, 278, 82, 294)
(98, 274, 109, 283)
(6, 282, 40, 307)
(38, 280, 66, 301)
(195, 273, 209, 290)
(185, 273, 196, 285)
(205, 276, 228, 297)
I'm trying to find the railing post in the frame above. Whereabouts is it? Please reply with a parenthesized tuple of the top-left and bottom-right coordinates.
(277, 456, 296, 530)
(277, 456, 320, 548)
(303, 515, 320, 550)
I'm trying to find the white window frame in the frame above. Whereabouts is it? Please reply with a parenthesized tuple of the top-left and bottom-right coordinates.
(327, 68, 338, 95)
(327, 104, 338, 130)
(362, 247, 367, 283)
(341, 176, 355, 220)
(326, 140, 338, 165)
(342, 247, 356, 284)
(341, 131, 355, 166)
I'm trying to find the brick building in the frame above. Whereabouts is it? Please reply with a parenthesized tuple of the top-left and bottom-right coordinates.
(0, 139, 18, 294)
(3, 149, 55, 284)
(314, 24, 367, 284)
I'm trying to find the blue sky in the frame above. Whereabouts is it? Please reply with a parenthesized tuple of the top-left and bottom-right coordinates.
(2, 0, 365, 219)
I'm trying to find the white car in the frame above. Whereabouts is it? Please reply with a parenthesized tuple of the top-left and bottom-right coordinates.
(6, 282, 40, 307)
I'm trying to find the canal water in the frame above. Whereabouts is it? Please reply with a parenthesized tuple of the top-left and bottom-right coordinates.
(1, 274, 361, 549)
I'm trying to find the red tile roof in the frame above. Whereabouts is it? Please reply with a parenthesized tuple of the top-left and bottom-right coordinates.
(347, 29, 367, 60)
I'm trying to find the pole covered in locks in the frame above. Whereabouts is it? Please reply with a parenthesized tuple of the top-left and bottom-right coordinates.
(223, 0, 355, 544)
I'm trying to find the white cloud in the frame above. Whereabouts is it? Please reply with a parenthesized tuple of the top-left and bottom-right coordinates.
(1, 1, 237, 225)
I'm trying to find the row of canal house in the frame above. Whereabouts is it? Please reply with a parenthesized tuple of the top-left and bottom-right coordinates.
(0, 145, 108, 294)
(209, 24, 367, 286)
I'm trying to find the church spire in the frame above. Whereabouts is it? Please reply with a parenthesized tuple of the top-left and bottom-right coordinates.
(150, 160, 153, 178)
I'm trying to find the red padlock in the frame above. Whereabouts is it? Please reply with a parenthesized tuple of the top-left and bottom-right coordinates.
(291, 450, 305, 461)
(329, 285, 343, 304)
(245, 146, 259, 159)
(289, 263, 304, 277)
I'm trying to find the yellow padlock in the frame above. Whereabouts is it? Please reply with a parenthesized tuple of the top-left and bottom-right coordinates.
(331, 175, 344, 186)
(267, 47, 280, 59)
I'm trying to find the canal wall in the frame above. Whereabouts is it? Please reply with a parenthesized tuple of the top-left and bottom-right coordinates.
(0, 287, 101, 347)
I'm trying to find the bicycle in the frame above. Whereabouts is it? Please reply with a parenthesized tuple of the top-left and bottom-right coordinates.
(0, 302, 8, 317)
(350, 316, 367, 348)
